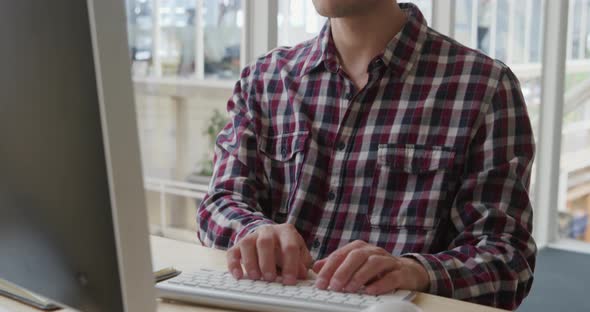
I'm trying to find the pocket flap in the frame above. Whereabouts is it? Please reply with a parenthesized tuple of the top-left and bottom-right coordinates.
(258, 131, 309, 161)
(377, 144, 455, 173)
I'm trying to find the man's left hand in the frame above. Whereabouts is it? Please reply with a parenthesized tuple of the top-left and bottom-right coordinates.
(312, 240, 430, 295)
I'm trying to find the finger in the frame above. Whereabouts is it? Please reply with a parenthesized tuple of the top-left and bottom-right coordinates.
(239, 235, 261, 280)
(329, 249, 372, 292)
(364, 270, 403, 296)
(298, 262, 308, 279)
(315, 240, 367, 289)
(312, 258, 327, 273)
(298, 245, 313, 279)
(344, 255, 400, 293)
(315, 253, 347, 290)
(227, 247, 243, 279)
(300, 244, 314, 269)
(278, 230, 301, 285)
(256, 229, 277, 281)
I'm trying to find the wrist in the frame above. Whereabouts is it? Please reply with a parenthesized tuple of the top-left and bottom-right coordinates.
(233, 220, 275, 245)
(400, 257, 430, 292)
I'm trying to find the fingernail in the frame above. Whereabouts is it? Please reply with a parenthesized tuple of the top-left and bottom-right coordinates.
(232, 269, 242, 279)
(249, 271, 260, 280)
(344, 284, 357, 293)
(315, 278, 328, 289)
(264, 272, 274, 281)
(283, 274, 296, 285)
(329, 279, 343, 291)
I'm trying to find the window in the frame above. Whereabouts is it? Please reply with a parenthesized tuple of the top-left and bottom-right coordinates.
(203, 0, 242, 79)
(558, 0, 590, 243)
(126, 0, 239, 242)
(158, 0, 197, 77)
(454, 0, 544, 65)
(454, 0, 545, 198)
(126, 0, 242, 80)
(127, 0, 155, 76)
(277, 0, 326, 47)
(277, 0, 432, 47)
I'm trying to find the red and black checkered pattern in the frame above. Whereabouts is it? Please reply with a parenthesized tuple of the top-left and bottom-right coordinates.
(198, 3, 536, 309)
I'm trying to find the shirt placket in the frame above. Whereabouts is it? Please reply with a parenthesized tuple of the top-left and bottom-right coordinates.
(311, 65, 383, 258)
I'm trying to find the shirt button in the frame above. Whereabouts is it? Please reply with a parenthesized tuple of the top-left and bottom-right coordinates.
(327, 191, 336, 201)
(346, 93, 354, 100)
(281, 146, 288, 158)
(312, 238, 321, 249)
(336, 141, 346, 151)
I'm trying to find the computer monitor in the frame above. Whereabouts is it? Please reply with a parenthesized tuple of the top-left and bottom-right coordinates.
(0, 1, 156, 311)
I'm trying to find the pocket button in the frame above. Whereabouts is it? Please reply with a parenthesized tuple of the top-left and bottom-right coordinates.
(327, 191, 336, 201)
(312, 238, 321, 249)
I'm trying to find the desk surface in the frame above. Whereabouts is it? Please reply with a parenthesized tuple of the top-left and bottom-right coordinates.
(0, 236, 505, 312)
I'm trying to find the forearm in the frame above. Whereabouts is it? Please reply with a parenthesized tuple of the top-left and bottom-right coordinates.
(197, 148, 274, 249)
(406, 164, 537, 309)
(405, 232, 535, 309)
(197, 70, 276, 249)
(198, 189, 275, 249)
(410, 65, 537, 309)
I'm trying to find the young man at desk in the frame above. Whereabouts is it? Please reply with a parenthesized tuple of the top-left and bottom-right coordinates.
(198, 1, 536, 310)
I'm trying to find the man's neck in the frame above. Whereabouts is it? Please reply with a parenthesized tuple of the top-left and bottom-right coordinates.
(330, 2, 407, 89)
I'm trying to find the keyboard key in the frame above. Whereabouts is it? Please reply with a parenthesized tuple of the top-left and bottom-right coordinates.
(326, 297, 346, 304)
(181, 280, 198, 286)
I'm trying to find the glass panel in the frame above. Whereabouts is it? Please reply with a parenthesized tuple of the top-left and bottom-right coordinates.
(126, 0, 155, 76)
(571, 0, 584, 60)
(511, 2, 527, 63)
(559, 0, 590, 243)
(529, 0, 543, 63)
(159, 0, 197, 77)
(477, 0, 492, 55)
(203, 0, 242, 79)
(277, 0, 326, 47)
(495, 0, 509, 61)
(586, 0, 590, 58)
(454, 0, 474, 47)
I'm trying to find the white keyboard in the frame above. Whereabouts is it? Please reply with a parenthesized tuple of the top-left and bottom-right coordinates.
(156, 268, 415, 312)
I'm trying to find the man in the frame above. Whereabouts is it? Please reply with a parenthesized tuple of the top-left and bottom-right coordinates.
(198, 1, 536, 309)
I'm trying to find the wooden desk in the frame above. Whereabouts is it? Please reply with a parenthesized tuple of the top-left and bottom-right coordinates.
(0, 236, 506, 312)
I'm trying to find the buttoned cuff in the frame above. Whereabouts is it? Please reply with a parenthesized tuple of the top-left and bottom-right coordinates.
(231, 218, 276, 246)
(401, 253, 454, 298)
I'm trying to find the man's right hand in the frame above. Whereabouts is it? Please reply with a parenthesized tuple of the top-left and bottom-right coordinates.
(226, 224, 313, 285)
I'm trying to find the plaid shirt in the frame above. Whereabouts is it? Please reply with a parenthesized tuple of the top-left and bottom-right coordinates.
(198, 3, 536, 310)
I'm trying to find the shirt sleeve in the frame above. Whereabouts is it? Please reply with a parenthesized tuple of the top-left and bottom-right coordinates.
(403, 66, 537, 310)
(197, 66, 275, 249)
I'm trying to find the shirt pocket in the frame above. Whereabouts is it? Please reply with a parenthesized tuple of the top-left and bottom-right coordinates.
(368, 144, 456, 253)
(258, 131, 309, 216)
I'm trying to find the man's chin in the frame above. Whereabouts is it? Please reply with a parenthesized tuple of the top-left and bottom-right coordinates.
(311, 0, 382, 18)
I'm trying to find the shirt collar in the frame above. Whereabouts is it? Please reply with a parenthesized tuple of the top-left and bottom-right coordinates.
(301, 3, 428, 81)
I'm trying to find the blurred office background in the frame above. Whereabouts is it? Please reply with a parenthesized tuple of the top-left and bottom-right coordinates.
(126, 0, 590, 247)
(124, 1, 590, 309)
